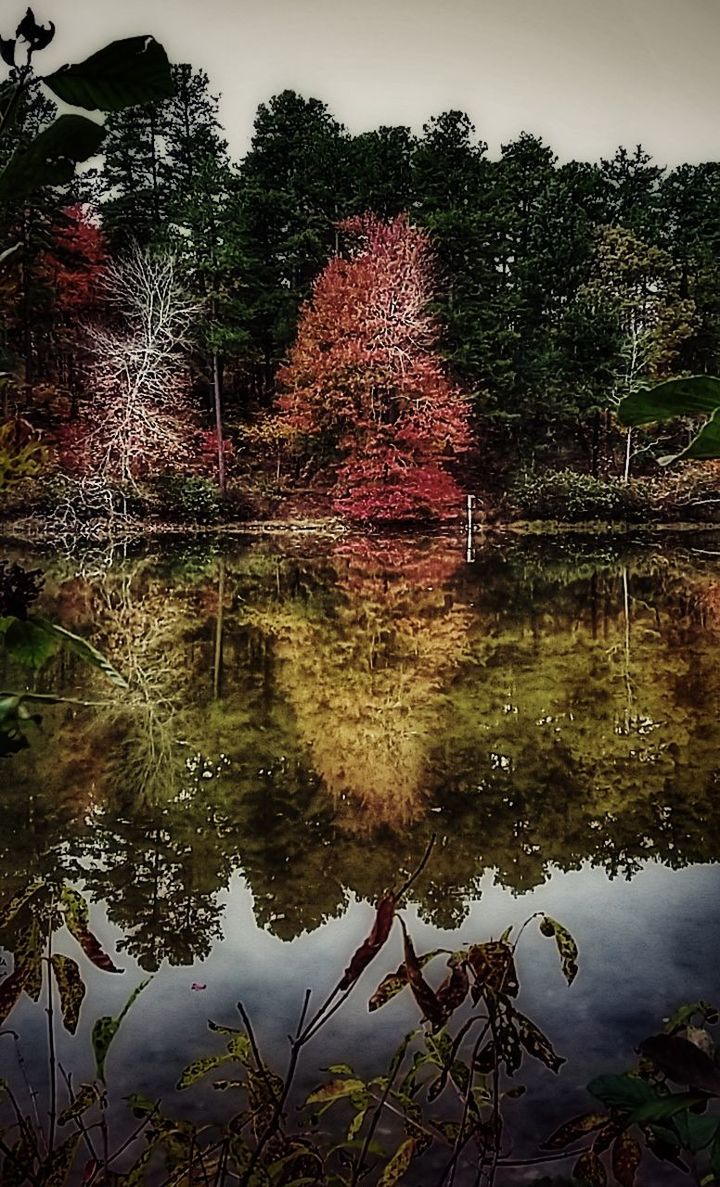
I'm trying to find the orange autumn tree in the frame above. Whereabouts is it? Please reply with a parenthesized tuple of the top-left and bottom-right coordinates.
(277, 213, 473, 522)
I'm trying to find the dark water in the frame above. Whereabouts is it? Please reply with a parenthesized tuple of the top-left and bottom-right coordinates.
(3, 531, 720, 1184)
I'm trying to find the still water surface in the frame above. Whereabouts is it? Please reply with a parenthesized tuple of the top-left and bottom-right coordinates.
(3, 531, 720, 1183)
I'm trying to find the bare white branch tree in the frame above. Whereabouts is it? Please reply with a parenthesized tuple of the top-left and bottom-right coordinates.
(80, 247, 201, 488)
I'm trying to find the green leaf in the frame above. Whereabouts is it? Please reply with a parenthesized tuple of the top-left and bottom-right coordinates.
(665, 1002, 719, 1033)
(61, 887, 123, 973)
(539, 916, 579, 985)
(674, 1112, 720, 1153)
(177, 1053, 231, 1090)
(305, 1078, 367, 1106)
(0, 964, 27, 1025)
(126, 1092, 158, 1117)
(4, 618, 59, 669)
(588, 1073, 661, 1111)
(92, 978, 151, 1081)
(348, 1107, 367, 1141)
(541, 1112, 609, 1151)
(43, 37, 174, 111)
(0, 878, 44, 930)
(629, 1092, 706, 1125)
(0, 114, 104, 203)
(14, 919, 43, 1002)
(617, 376, 720, 427)
(661, 406, 720, 464)
(378, 1137, 415, 1186)
(369, 950, 445, 1012)
(515, 1010, 565, 1073)
(50, 954, 86, 1035)
(34, 618, 128, 688)
(57, 1084, 99, 1126)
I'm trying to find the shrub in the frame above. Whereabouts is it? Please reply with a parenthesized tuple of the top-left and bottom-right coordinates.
(509, 469, 648, 523)
(154, 476, 221, 524)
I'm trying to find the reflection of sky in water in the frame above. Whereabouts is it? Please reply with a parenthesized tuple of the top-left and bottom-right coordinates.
(6, 860, 719, 1183)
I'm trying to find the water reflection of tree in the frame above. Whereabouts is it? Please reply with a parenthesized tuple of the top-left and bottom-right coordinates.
(240, 537, 474, 829)
(6, 540, 720, 965)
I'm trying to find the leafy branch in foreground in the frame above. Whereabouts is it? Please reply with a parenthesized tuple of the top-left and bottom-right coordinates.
(0, 842, 581, 1185)
(541, 1000, 720, 1186)
(617, 375, 720, 464)
(0, 7, 173, 205)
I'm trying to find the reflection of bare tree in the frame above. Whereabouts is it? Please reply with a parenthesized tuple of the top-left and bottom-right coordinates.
(90, 567, 192, 803)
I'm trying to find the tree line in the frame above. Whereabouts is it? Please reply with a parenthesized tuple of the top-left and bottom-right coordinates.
(3, 50, 720, 519)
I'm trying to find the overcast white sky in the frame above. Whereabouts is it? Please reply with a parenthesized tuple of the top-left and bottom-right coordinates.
(26, 0, 720, 165)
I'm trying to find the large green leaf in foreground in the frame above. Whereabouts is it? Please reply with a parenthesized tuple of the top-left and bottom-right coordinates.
(43, 36, 174, 111)
(0, 113, 104, 201)
(617, 375, 720, 464)
(618, 376, 720, 426)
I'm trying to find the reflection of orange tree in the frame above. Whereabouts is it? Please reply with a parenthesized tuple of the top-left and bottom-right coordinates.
(242, 536, 472, 830)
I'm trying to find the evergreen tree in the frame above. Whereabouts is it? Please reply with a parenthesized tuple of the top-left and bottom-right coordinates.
(600, 145, 664, 239)
(660, 162, 720, 375)
(412, 111, 512, 404)
(100, 63, 226, 249)
(101, 102, 165, 247)
(348, 125, 415, 218)
(0, 75, 62, 393)
(232, 91, 351, 397)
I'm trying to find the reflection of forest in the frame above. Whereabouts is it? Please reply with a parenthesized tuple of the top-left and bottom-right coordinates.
(4, 535, 720, 968)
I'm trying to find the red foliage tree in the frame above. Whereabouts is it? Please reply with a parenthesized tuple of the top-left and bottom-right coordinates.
(277, 213, 472, 522)
(50, 204, 107, 315)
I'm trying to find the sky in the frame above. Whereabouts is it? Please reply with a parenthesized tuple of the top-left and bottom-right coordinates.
(29, 0, 720, 165)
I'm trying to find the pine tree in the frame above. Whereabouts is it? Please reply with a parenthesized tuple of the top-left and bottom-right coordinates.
(232, 91, 351, 397)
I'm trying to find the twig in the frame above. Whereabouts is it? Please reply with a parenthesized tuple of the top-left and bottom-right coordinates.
(394, 833, 436, 902)
(58, 1064, 98, 1163)
(349, 1037, 409, 1187)
(0, 1029, 45, 1151)
(235, 1000, 281, 1105)
(45, 935, 57, 1154)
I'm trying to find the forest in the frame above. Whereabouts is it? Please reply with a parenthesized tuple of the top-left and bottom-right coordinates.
(3, 17, 720, 530)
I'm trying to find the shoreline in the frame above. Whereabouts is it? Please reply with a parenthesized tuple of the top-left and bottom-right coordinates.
(3, 514, 720, 548)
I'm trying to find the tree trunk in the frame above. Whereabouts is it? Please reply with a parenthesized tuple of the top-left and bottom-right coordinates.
(623, 427, 632, 483)
(212, 350, 226, 494)
(591, 409, 600, 478)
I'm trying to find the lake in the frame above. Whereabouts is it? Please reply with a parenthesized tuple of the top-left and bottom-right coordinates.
(3, 529, 720, 1185)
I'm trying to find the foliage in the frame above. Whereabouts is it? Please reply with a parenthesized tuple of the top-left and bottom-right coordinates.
(0, 418, 47, 490)
(0, 557, 127, 753)
(0, 9, 173, 205)
(618, 375, 720, 463)
(509, 468, 649, 523)
(154, 474, 221, 523)
(542, 1002, 720, 1185)
(278, 213, 472, 522)
(0, 845, 581, 1186)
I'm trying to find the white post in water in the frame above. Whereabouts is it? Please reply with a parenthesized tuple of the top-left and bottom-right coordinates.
(466, 493, 476, 562)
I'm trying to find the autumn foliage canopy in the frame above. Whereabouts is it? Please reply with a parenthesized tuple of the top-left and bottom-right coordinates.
(278, 214, 473, 522)
(50, 205, 108, 315)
